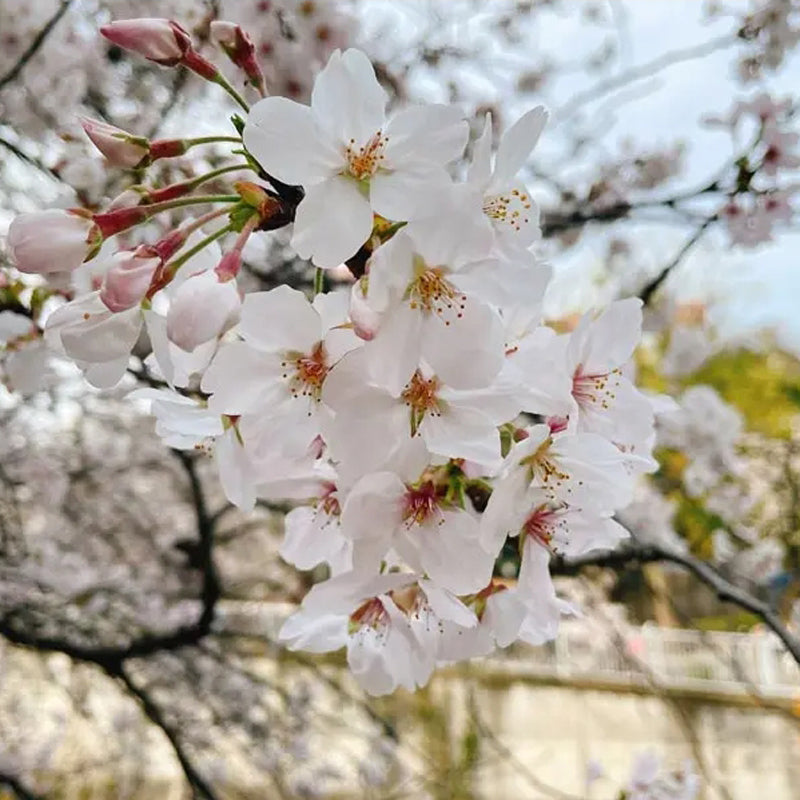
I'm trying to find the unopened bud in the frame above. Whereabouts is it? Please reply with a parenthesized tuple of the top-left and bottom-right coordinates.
(80, 117, 149, 168)
(8, 209, 102, 275)
(100, 18, 190, 65)
(100, 249, 161, 312)
(214, 250, 242, 283)
(167, 269, 240, 351)
(101, 18, 219, 80)
(210, 20, 267, 95)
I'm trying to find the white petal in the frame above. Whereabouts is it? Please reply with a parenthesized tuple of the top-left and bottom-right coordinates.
(568, 297, 643, 374)
(311, 49, 387, 145)
(215, 428, 256, 511)
(422, 405, 501, 469)
(490, 106, 548, 190)
(291, 177, 374, 268)
(370, 168, 456, 222)
(201, 342, 284, 414)
(467, 113, 493, 187)
(363, 303, 423, 395)
(421, 300, 504, 390)
(241, 285, 321, 354)
(243, 96, 342, 185)
(383, 104, 468, 167)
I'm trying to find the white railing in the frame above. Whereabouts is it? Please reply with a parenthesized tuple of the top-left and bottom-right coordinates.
(217, 601, 800, 700)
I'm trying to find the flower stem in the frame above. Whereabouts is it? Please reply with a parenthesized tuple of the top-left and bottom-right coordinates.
(314, 267, 325, 296)
(185, 135, 242, 147)
(144, 194, 242, 213)
(160, 224, 235, 284)
(213, 73, 250, 113)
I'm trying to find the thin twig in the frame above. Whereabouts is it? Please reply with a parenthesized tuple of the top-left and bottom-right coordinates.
(552, 543, 800, 668)
(116, 664, 219, 800)
(0, 1, 74, 91)
(638, 215, 716, 305)
(554, 33, 738, 124)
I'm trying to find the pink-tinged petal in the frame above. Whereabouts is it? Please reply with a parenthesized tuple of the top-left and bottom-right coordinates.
(240, 285, 321, 354)
(419, 581, 478, 628)
(410, 510, 491, 594)
(483, 588, 527, 648)
(422, 405, 501, 468)
(215, 427, 256, 511)
(280, 506, 351, 572)
(311, 49, 387, 145)
(143, 309, 174, 386)
(515, 538, 564, 646)
(421, 299, 504, 390)
(365, 232, 415, 312)
(383, 104, 468, 167)
(568, 297, 643, 374)
(490, 106, 548, 190)
(291, 177, 374, 268)
(340, 471, 406, 568)
(167, 270, 240, 351)
(201, 342, 284, 414)
(55, 303, 142, 363)
(467, 113, 493, 187)
(84, 356, 131, 389)
(279, 608, 348, 653)
(243, 96, 342, 185)
(9, 210, 97, 275)
(363, 303, 423, 395)
(370, 168, 459, 222)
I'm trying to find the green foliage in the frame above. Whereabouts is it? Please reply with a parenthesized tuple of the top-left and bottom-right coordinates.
(684, 348, 800, 439)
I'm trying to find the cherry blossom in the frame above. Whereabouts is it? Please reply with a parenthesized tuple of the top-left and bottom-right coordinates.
(243, 48, 469, 267)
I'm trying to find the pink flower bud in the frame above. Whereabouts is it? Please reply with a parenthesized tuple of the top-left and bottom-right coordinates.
(80, 117, 150, 168)
(210, 20, 266, 94)
(167, 270, 240, 351)
(107, 187, 148, 211)
(100, 250, 161, 312)
(7, 209, 101, 275)
(214, 251, 241, 282)
(100, 18, 191, 65)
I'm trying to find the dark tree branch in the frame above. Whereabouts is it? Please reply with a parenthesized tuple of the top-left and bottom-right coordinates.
(0, 772, 43, 800)
(0, 1, 74, 91)
(0, 136, 61, 182)
(0, 451, 220, 668)
(552, 543, 800, 667)
(638, 215, 717, 305)
(116, 664, 219, 800)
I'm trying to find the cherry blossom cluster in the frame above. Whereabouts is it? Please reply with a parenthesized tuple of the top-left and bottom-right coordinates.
(4, 20, 660, 695)
(706, 92, 798, 246)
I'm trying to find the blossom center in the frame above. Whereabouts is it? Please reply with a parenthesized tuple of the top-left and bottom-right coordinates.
(401, 370, 442, 434)
(483, 188, 532, 232)
(406, 258, 466, 323)
(522, 503, 566, 550)
(345, 131, 388, 181)
(348, 596, 387, 633)
(282, 341, 328, 403)
(572, 367, 620, 410)
(402, 481, 442, 528)
(520, 437, 570, 488)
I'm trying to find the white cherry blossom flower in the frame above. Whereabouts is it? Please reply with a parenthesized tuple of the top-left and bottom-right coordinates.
(201, 285, 358, 455)
(465, 106, 548, 250)
(340, 456, 494, 595)
(566, 298, 655, 447)
(243, 48, 468, 267)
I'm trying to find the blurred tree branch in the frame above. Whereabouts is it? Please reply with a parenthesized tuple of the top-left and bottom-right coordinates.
(0, 0, 73, 91)
(552, 542, 800, 667)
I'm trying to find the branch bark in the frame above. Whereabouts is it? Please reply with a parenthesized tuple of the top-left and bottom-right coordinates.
(552, 542, 800, 667)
